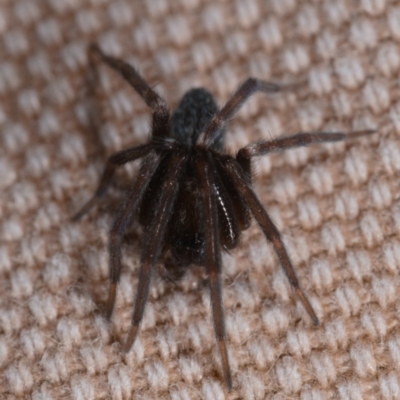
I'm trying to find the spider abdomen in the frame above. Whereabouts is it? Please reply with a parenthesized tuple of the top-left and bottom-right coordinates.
(170, 88, 224, 150)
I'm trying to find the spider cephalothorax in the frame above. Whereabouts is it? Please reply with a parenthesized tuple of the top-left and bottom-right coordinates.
(74, 44, 374, 389)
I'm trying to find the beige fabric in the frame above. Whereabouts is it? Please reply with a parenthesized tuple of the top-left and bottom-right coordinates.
(1, 0, 400, 398)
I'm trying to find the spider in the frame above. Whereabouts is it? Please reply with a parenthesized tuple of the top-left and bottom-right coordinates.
(74, 43, 374, 389)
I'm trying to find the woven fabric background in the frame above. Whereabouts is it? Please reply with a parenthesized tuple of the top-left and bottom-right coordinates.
(1, 0, 400, 399)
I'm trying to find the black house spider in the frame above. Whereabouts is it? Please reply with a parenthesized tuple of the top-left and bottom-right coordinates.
(74, 44, 374, 389)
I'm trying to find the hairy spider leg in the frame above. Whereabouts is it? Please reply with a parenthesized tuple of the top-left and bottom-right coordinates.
(89, 43, 170, 138)
(198, 78, 288, 147)
(236, 129, 376, 161)
(231, 129, 376, 322)
(195, 152, 233, 389)
(212, 163, 240, 250)
(73, 144, 152, 220)
(73, 42, 171, 221)
(214, 157, 252, 231)
(223, 157, 319, 325)
(124, 150, 187, 351)
(106, 152, 161, 319)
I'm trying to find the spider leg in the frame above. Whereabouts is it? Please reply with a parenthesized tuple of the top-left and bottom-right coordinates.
(89, 44, 170, 137)
(156, 263, 179, 286)
(106, 151, 161, 319)
(73, 143, 152, 221)
(223, 158, 319, 326)
(237, 129, 376, 162)
(196, 152, 233, 390)
(124, 150, 187, 351)
(199, 78, 288, 147)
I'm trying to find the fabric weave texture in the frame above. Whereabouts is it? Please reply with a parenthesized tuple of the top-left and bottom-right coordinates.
(1, 0, 400, 399)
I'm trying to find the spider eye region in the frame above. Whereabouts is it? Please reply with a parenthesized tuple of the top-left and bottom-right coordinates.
(170, 88, 224, 150)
